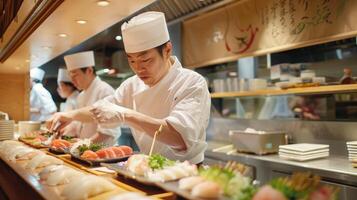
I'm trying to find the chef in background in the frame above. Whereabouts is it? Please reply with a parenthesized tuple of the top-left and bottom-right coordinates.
(57, 68, 79, 112)
(47, 11, 211, 164)
(59, 51, 121, 146)
(30, 67, 57, 121)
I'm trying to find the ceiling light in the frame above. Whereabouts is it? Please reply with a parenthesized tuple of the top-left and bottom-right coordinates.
(76, 20, 87, 24)
(115, 35, 122, 41)
(25, 59, 30, 63)
(15, 67, 20, 70)
(42, 46, 52, 50)
(58, 33, 68, 38)
(97, 0, 110, 7)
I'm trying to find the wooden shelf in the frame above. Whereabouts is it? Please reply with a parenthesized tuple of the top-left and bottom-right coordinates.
(211, 84, 357, 98)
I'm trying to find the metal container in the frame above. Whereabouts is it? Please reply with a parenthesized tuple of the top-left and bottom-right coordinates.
(229, 130, 287, 155)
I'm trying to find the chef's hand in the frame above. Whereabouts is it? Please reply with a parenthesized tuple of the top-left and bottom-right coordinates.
(90, 100, 131, 127)
(46, 112, 74, 133)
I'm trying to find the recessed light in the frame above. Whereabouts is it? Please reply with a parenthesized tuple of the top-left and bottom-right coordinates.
(58, 33, 68, 38)
(42, 46, 52, 50)
(15, 67, 20, 70)
(115, 35, 122, 41)
(76, 20, 87, 24)
(97, 0, 110, 7)
(25, 59, 30, 63)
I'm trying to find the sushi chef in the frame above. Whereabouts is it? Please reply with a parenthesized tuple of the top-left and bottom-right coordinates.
(30, 67, 57, 121)
(60, 51, 121, 145)
(57, 68, 79, 112)
(47, 11, 211, 164)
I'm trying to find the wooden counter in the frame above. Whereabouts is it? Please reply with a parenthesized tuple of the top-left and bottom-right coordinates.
(0, 148, 176, 200)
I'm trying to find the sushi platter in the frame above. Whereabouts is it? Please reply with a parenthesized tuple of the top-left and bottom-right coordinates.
(70, 152, 132, 167)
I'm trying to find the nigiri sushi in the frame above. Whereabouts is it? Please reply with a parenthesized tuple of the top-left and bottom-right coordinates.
(95, 146, 133, 159)
(191, 180, 222, 198)
(6, 146, 36, 161)
(39, 165, 67, 181)
(61, 175, 116, 200)
(147, 161, 198, 182)
(179, 176, 205, 190)
(46, 168, 82, 186)
(126, 154, 150, 176)
(0, 140, 23, 152)
(81, 150, 99, 160)
(252, 185, 287, 200)
(50, 139, 72, 151)
(25, 154, 63, 170)
(17, 150, 45, 160)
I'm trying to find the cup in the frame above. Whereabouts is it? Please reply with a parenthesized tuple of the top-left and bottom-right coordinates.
(18, 121, 41, 135)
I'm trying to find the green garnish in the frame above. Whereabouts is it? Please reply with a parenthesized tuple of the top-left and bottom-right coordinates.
(77, 143, 103, 155)
(148, 154, 175, 170)
(61, 135, 74, 141)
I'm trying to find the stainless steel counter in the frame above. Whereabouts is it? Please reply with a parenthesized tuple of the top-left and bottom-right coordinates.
(205, 141, 357, 200)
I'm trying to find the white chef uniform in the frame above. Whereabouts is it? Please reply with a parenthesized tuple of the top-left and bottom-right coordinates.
(57, 68, 79, 112)
(100, 11, 211, 163)
(64, 51, 121, 145)
(30, 68, 57, 121)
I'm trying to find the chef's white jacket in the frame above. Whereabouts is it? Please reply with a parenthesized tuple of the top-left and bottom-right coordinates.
(75, 77, 121, 145)
(105, 56, 211, 164)
(30, 83, 57, 121)
(60, 91, 79, 112)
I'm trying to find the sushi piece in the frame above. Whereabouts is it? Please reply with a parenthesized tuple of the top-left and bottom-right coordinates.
(50, 139, 72, 151)
(6, 146, 36, 161)
(0, 140, 24, 152)
(191, 181, 222, 198)
(61, 175, 116, 200)
(252, 185, 287, 200)
(25, 154, 63, 170)
(109, 192, 153, 200)
(81, 150, 99, 160)
(46, 167, 82, 186)
(39, 165, 67, 181)
(178, 176, 205, 190)
(17, 150, 45, 160)
(95, 146, 133, 159)
(147, 161, 198, 182)
(126, 154, 150, 176)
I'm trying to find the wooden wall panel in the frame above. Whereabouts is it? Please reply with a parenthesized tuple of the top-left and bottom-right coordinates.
(0, 73, 29, 121)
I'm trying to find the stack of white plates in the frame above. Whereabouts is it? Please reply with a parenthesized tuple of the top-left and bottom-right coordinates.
(346, 141, 357, 162)
(279, 143, 329, 161)
(0, 120, 14, 141)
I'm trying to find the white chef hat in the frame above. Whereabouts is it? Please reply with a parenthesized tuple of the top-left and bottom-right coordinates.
(121, 11, 170, 53)
(57, 68, 72, 83)
(64, 51, 95, 71)
(30, 68, 45, 81)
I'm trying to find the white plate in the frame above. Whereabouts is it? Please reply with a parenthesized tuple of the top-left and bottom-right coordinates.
(279, 148, 328, 155)
(347, 141, 357, 145)
(279, 152, 329, 161)
(279, 143, 329, 152)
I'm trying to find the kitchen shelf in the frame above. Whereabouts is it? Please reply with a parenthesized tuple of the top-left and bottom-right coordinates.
(211, 84, 357, 98)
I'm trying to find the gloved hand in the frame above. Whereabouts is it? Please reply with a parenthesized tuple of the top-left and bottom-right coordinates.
(90, 100, 131, 127)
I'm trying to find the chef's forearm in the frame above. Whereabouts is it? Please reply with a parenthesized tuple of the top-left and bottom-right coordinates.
(68, 106, 95, 123)
(125, 111, 187, 151)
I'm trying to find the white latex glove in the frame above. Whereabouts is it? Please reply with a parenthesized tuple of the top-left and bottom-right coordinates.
(90, 100, 130, 127)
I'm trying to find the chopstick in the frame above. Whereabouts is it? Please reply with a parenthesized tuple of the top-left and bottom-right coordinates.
(149, 124, 163, 156)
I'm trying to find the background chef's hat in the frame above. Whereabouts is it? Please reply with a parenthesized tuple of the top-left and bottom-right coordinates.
(121, 11, 169, 53)
(30, 68, 45, 81)
(64, 51, 95, 71)
(57, 68, 72, 83)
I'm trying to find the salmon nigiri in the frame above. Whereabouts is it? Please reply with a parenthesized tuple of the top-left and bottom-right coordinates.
(81, 150, 99, 160)
(96, 146, 133, 159)
(51, 139, 72, 151)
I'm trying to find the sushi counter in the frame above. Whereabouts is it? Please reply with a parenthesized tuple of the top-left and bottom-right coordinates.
(0, 140, 174, 200)
(205, 141, 357, 199)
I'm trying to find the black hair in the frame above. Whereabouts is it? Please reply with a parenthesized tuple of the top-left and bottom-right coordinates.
(61, 81, 77, 91)
(32, 79, 41, 84)
(155, 41, 170, 57)
(80, 67, 96, 75)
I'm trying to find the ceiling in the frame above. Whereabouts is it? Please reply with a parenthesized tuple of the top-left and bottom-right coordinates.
(0, 0, 234, 75)
(0, 0, 155, 74)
